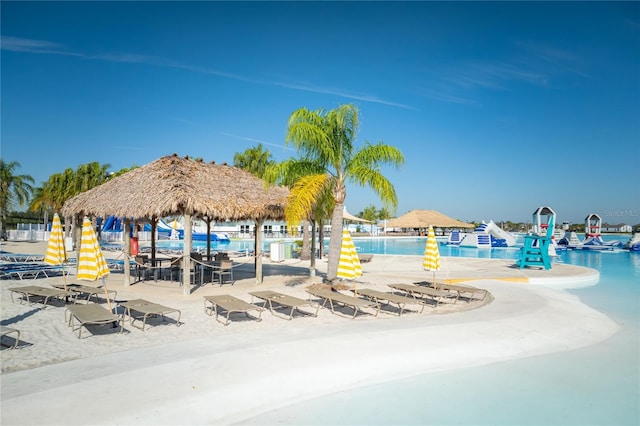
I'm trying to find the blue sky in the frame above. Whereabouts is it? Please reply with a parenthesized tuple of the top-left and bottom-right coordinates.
(2, 1, 639, 225)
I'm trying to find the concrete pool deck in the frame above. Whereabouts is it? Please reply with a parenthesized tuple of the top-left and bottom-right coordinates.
(1, 241, 609, 425)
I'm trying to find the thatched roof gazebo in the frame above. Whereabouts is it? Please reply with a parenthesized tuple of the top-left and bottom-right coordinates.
(386, 209, 474, 230)
(62, 154, 289, 294)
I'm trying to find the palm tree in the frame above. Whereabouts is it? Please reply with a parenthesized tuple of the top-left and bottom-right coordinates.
(233, 144, 274, 178)
(284, 104, 404, 281)
(377, 206, 393, 234)
(360, 204, 379, 235)
(0, 160, 35, 238)
(264, 153, 336, 274)
(75, 161, 111, 194)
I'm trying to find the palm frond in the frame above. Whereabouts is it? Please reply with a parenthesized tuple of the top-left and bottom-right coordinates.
(285, 174, 330, 228)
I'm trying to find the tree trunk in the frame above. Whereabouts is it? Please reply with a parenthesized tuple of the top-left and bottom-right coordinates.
(318, 220, 325, 259)
(255, 219, 264, 285)
(326, 204, 345, 281)
(309, 220, 316, 276)
(300, 220, 310, 260)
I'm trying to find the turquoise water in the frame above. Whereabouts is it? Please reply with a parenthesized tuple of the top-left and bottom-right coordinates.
(159, 236, 527, 259)
(239, 237, 640, 425)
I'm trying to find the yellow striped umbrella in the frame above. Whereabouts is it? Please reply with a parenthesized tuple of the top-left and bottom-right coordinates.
(337, 229, 362, 291)
(422, 225, 441, 286)
(77, 217, 112, 310)
(44, 213, 67, 289)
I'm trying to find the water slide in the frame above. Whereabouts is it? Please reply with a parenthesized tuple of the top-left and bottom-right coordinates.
(482, 220, 517, 246)
(458, 220, 517, 248)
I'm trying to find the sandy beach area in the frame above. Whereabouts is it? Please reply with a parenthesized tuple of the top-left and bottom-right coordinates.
(0, 240, 618, 425)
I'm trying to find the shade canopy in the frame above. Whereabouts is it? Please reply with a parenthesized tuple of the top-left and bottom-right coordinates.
(422, 225, 441, 272)
(62, 154, 289, 221)
(337, 229, 362, 280)
(77, 217, 112, 309)
(386, 210, 474, 229)
(343, 207, 373, 224)
(61, 154, 290, 293)
(77, 217, 110, 282)
(44, 213, 68, 290)
(44, 213, 66, 266)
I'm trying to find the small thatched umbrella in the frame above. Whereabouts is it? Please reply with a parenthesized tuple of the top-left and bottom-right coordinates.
(386, 209, 474, 231)
(62, 154, 289, 294)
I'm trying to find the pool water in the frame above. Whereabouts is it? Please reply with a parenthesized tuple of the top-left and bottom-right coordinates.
(238, 237, 640, 426)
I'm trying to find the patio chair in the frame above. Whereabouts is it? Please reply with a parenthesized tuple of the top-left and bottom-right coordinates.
(203, 295, 263, 326)
(134, 255, 151, 281)
(353, 288, 427, 315)
(249, 290, 319, 320)
(162, 256, 182, 281)
(65, 303, 123, 338)
(305, 287, 380, 319)
(119, 298, 181, 331)
(212, 260, 234, 286)
(0, 326, 20, 349)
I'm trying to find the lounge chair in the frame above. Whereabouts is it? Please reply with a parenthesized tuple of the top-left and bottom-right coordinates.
(51, 283, 117, 304)
(65, 304, 123, 338)
(353, 288, 426, 315)
(203, 295, 263, 326)
(0, 263, 64, 280)
(388, 283, 459, 306)
(305, 287, 380, 319)
(0, 326, 20, 349)
(119, 299, 181, 331)
(9, 285, 71, 308)
(432, 283, 488, 301)
(249, 290, 319, 320)
(0, 253, 44, 262)
(358, 253, 374, 263)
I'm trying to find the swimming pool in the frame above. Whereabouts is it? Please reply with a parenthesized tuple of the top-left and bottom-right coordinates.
(240, 237, 640, 425)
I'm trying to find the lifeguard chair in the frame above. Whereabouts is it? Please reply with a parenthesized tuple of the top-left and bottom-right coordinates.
(518, 206, 555, 270)
(585, 213, 602, 238)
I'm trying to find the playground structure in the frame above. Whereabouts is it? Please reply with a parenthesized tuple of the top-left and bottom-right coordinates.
(625, 231, 640, 252)
(518, 206, 556, 270)
(156, 218, 230, 242)
(453, 220, 518, 248)
(557, 213, 622, 251)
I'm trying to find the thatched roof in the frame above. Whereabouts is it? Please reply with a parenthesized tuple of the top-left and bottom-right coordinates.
(62, 154, 289, 221)
(386, 210, 474, 229)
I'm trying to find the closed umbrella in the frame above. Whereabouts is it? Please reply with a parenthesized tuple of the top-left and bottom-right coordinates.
(422, 225, 441, 286)
(337, 229, 362, 293)
(44, 213, 67, 290)
(77, 217, 112, 310)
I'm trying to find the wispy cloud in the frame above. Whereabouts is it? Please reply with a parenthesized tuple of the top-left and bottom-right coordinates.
(273, 81, 415, 110)
(445, 62, 549, 90)
(418, 87, 480, 106)
(1, 35, 81, 56)
(2, 35, 410, 109)
(513, 41, 590, 79)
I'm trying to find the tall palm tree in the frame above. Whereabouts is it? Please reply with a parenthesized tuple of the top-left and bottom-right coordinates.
(264, 157, 332, 271)
(360, 204, 379, 234)
(28, 186, 54, 233)
(0, 160, 35, 237)
(75, 161, 111, 194)
(233, 144, 274, 178)
(284, 104, 404, 281)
